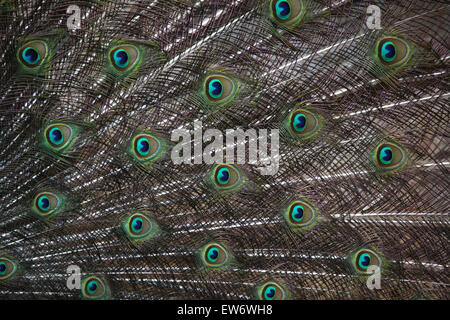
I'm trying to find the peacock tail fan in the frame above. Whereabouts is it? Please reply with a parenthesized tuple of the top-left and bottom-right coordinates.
(0, 0, 448, 300)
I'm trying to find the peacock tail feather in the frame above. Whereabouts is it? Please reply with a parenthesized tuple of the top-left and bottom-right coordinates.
(0, 0, 448, 300)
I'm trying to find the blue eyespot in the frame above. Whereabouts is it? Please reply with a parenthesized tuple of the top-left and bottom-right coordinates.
(376, 36, 412, 69)
(18, 40, 48, 69)
(379, 147, 393, 165)
(381, 42, 396, 62)
(136, 138, 150, 156)
(33, 192, 62, 218)
(264, 285, 276, 300)
(109, 44, 141, 73)
(203, 73, 239, 107)
(287, 108, 321, 140)
(49, 128, 63, 145)
(258, 281, 287, 300)
(270, 0, 305, 27)
(292, 205, 304, 221)
(131, 217, 143, 233)
(22, 47, 40, 65)
(358, 253, 371, 270)
(82, 276, 109, 299)
(202, 243, 231, 268)
(38, 196, 50, 211)
(0, 257, 18, 280)
(114, 49, 129, 68)
(87, 280, 98, 294)
(207, 247, 219, 262)
(211, 164, 244, 193)
(285, 199, 318, 228)
(275, 0, 291, 20)
(123, 212, 159, 243)
(44, 123, 76, 151)
(209, 79, 223, 98)
(217, 168, 230, 185)
(353, 248, 384, 275)
(374, 141, 407, 172)
(293, 113, 306, 132)
(130, 133, 164, 163)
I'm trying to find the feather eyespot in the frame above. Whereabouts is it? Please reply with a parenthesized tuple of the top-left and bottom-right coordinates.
(81, 276, 109, 300)
(270, 0, 306, 28)
(373, 141, 407, 172)
(380, 41, 396, 62)
(379, 146, 393, 165)
(292, 113, 306, 132)
(130, 216, 144, 234)
(203, 73, 239, 107)
(44, 123, 75, 151)
(122, 212, 159, 242)
(33, 192, 61, 217)
(284, 199, 318, 229)
(216, 167, 231, 185)
(201, 243, 231, 268)
(128, 132, 164, 165)
(286, 108, 321, 140)
(352, 249, 383, 275)
(0, 257, 18, 281)
(211, 164, 244, 193)
(17, 40, 48, 69)
(376, 36, 412, 69)
(109, 44, 141, 73)
(257, 281, 287, 300)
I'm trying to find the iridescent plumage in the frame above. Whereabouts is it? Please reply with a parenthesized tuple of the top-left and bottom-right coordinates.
(0, 0, 448, 300)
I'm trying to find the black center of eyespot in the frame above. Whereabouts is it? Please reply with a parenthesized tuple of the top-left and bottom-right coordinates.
(361, 255, 370, 267)
(132, 218, 142, 231)
(40, 198, 50, 209)
(0, 263, 6, 272)
(266, 288, 275, 298)
(205, 246, 220, 263)
(139, 140, 149, 152)
(278, 1, 290, 17)
(134, 137, 153, 158)
(294, 207, 303, 219)
(219, 170, 229, 183)
(209, 249, 218, 260)
(116, 50, 128, 65)
(88, 281, 97, 292)
(378, 146, 394, 166)
(295, 115, 306, 129)
(25, 48, 39, 63)
(51, 129, 62, 143)
(382, 149, 392, 162)
(210, 80, 223, 98)
(384, 44, 395, 59)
